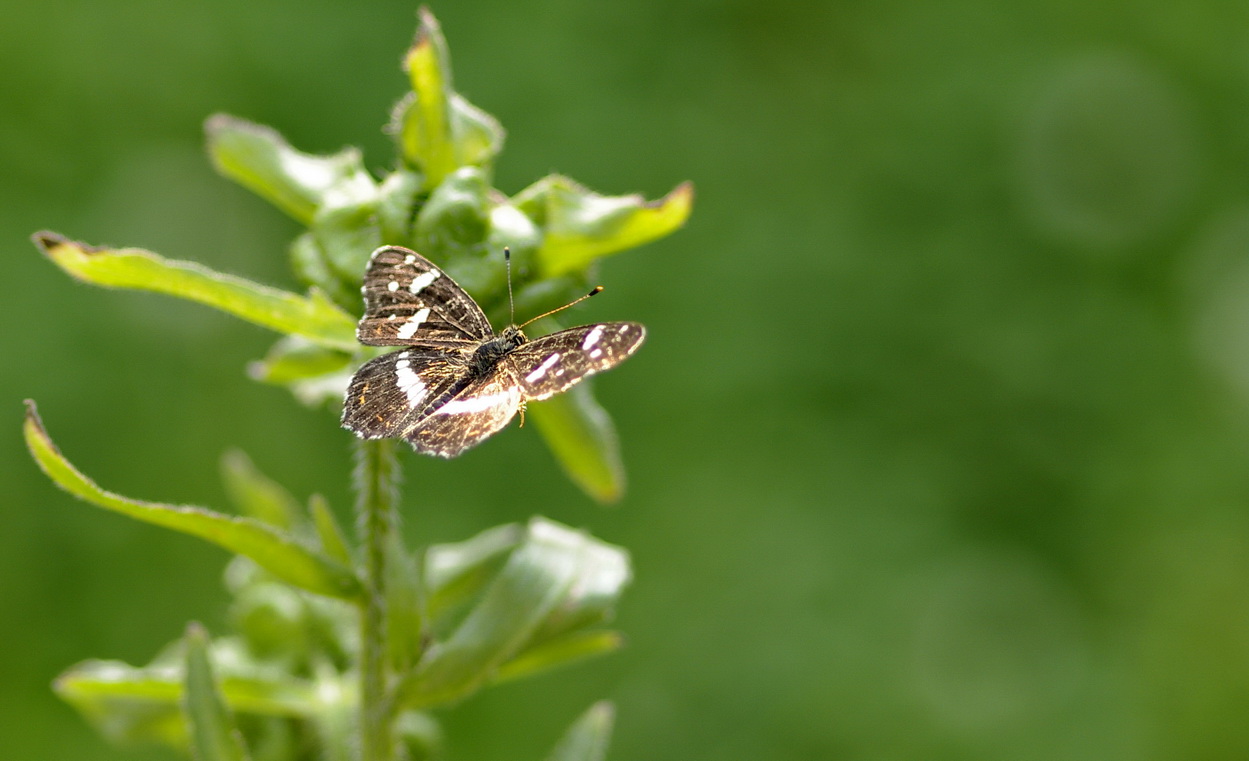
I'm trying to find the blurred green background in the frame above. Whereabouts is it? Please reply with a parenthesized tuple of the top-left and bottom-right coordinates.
(6, 0, 1249, 759)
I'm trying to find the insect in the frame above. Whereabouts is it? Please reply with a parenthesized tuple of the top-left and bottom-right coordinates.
(341, 245, 646, 458)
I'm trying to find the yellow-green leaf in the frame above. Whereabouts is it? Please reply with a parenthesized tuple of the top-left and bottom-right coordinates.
(400, 8, 455, 185)
(183, 624, 252, 761)
(514, 177, 694, 278)
(545, 702, 615, 761)
(528, 383, 626, 504)
(24, 401, 362, 600)
(34, 232, 357, 351)
(205, 113, 377, 225)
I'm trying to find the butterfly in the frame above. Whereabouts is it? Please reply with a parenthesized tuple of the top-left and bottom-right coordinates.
(341, 245, 646, 458)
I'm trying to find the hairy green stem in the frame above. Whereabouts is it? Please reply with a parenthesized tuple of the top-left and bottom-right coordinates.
(354, 438, 400, 761)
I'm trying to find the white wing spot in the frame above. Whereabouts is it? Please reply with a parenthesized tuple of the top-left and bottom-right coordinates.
(590, 348, 603, 359)
(525, 352, 562, 383)
(387, 281, 400, 292)
(404, 254, 416, 264)
(409, 269, 441, 294)
(387, 314, 398, 321)
(438, 391, 513, 415)
(581, 325, 605, 350)
(395, 363, 427, 407)
(395, 307, 431, 340)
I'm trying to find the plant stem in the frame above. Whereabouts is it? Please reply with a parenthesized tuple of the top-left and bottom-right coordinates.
(354, 438, 400, 761)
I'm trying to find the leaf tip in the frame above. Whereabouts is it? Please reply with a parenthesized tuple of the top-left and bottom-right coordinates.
(22, 398, 50, 446)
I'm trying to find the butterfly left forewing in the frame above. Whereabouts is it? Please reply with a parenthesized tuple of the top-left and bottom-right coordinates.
(358, 246, 493, 347)
(510, 322, 646, 401)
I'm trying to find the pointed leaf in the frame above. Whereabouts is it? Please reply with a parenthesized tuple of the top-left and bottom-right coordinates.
(248, 336, 353, 386)
(56, 651, 323, 724)
(545, 702, 615, 761)
(206, 114, 377, 224)
(495, 630, 624, 685)
(24, 401, 362, 600)
(396, 519, 629, 709)
(400, 8, 455, 185)
(309, 494, 353, 566)
(424, 523, 523, 632)
(514, 177, 694, 277)
(450, 93, 505, 168)
(221, 450, 302, 530)
(528, 382, 626, 503)
(33, 232, 358, 350)
(183, 624, 252, 761)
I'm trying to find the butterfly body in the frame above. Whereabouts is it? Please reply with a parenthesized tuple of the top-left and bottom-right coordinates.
(342, 246, 646, 458)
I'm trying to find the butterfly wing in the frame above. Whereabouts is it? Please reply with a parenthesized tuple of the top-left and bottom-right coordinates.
(342, 348, 472, 440)
(405, 368, 523, 458)
(357, 246, 493, 348)
(510, 322, 646, 401)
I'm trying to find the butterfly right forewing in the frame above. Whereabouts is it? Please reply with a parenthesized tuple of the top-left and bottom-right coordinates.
(357, 246, 493, 348)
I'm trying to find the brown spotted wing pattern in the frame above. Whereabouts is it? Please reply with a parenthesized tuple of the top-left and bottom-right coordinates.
(341, 245, 646, 458)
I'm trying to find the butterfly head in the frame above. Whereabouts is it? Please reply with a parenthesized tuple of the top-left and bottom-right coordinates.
(470, 324, 527, 375)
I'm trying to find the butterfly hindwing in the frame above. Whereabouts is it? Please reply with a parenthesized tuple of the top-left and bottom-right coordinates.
(342, 348, 472, 440)
(357, 246, 492, 347)
(511, 322, 647, 400)
(404, 369, 524, 458)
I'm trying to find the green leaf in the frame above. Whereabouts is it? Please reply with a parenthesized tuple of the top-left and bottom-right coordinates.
(55, 642, 324, 750)
(400, 8, 455, 186)
(545, 702, 615, 761)
(513, 176, 694, 277)
(450, 93, 505, 168)
(376, 169, 425, 246)
(396, 518, 630, 709)
(205, 113, 377, 225)
(33, 232, 358, 351)
(55, 660, 188, 748)
(311, 199, 383, 285)
(24, 401, 362, 600)
(183, 624, 252, 761)
(412, 166, 491, 263)
(424, 523, 524, 635)
(221, 450, 302, 531)
(394, 8, 505, 188)
(528, 382, 627, 504)
(309, 494, 353, 566)
(248, 336, 353, 386)
(289, 232, 360, 312)
(495, 630, 624, 685)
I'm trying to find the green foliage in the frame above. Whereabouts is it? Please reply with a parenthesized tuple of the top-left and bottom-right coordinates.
(24, 7, 687, 760)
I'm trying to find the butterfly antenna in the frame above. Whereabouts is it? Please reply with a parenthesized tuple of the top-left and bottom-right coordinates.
(504, 247, 517, 325)
(518, 286, 604, 329)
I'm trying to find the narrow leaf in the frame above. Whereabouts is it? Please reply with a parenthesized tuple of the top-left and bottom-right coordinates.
(400, 8, 455, 185)
(221, 450, 302, 530)
(247, 336, 353, 386)
(513, 177, 694, 278)
(495, 630, 624, 685)
(24, 401, 362, 600)
(545, 702, 616, 761)
(33, 232, 358, 351)
(56, 654, 322, 724)
(206, 114, 377, 224)
(397, 519, 629, 709)
(309, 494, 353, 566)
(183, 623, 252, 761)
(528, 383, 626, 503)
